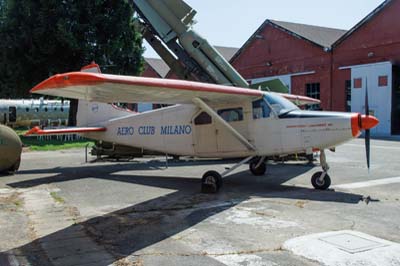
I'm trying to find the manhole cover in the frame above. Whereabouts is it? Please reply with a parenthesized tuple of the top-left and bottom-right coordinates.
(319, 233, 388, 254)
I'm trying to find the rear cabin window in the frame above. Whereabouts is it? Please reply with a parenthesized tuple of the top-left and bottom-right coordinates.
(194, 112, 212, 125)
(217, 108, 243, 122)
(252, 99, 271, 119)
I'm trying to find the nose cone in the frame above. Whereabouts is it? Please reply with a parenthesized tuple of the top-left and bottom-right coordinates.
(361, 115, 379, 130)
(351, 114, 380, 137)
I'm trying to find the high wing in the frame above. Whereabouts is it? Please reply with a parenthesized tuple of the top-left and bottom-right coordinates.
(31, 72, 262, 105)
(31, 72, 319, 105)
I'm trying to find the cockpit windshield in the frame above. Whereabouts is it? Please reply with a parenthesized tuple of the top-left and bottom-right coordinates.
(264, 93, 299, 116)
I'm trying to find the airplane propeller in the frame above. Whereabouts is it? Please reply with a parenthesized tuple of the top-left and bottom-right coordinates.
(353, 79, 378, 171)
(365, 85, 371, 170)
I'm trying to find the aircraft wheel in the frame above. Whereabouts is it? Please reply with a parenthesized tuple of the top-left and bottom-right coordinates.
(201, 171, 222, 193)
(311, 171, 331, 190)
(249, 159, 266, 176)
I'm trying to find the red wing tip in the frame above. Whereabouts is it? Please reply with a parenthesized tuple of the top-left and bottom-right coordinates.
(25, 126, 41, 136)
(30, 72, 105, 93)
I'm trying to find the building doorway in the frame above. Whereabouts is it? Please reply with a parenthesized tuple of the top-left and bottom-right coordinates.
(392, 66, 400, 135)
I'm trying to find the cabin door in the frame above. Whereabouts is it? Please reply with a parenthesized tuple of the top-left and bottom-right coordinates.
(215, 107, 249, 153)
(193, 111, 218, 154)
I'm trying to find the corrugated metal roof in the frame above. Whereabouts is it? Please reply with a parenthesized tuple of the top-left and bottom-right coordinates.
(230, 19, 347, 63)
(214, 46, 239, 61)
(269, 20, 347, 48)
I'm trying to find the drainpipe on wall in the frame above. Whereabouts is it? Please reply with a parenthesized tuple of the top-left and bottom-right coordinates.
(328, 47, 334, 111)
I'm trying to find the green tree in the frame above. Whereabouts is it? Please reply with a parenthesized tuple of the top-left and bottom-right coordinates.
(0, 0, 144, 98)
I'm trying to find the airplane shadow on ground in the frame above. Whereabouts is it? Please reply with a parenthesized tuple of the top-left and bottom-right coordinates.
(5, 159, 366, 265)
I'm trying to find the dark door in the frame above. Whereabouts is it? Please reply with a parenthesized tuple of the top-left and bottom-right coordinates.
(8, 106, 16, 123)
(392, 66, 400, 135)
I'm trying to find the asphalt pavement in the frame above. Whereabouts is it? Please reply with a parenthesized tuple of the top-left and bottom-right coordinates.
(0, 138, 399, 266)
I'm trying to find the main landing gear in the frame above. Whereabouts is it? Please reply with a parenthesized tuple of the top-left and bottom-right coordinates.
(249, 156, 267, 176)
(311, 150, 331, 190)
(201, 156, 267, 193)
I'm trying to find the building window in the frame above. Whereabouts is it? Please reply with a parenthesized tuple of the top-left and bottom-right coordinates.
(378, 75, 388, 87)
(306, 83, 320, 100)
(354, 78, 362, 89)
(345, 80, 351, 112)
(306, 83, 321, 110)
(217, 108, 243, 122)
(194, 112, 212, 125)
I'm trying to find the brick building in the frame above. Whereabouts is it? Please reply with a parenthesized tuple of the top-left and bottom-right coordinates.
(230, 20, 346, 111)
(230, 0, 399, 135)
(331, 0, 400, 135)
(142, 0, 399, 135)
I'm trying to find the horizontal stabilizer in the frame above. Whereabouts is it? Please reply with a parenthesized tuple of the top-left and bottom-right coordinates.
(25, 126, 106, 136)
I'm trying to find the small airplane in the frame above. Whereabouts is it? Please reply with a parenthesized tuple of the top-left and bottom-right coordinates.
(0, 124, 22, 174)
(26, 63, 379, 193)
(0, 98, 70, 128)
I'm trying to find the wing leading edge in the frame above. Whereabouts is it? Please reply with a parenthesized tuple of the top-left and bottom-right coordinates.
(31, 72, 319, 106)
(31, 72, 263, 105)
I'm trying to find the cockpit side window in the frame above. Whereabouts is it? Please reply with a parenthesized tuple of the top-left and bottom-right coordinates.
(252, 99, 271, 119)
(194, 112, 212, 125)
(217, 108, 243, 122)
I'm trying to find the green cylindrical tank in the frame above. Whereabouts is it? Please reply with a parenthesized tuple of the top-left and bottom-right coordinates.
(0, 125, 22, 174)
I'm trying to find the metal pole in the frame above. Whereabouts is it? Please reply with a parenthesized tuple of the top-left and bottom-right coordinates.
(85, 143, 90, 163)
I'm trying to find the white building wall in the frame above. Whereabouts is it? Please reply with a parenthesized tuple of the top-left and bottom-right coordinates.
(350, 61, 392, 136)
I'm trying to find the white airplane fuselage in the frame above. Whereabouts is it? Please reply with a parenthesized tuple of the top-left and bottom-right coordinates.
(84, 101, 358, 158)
(0, 99, 70, 128)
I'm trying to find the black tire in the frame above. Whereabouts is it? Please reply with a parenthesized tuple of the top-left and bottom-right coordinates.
(201, 171, 222, 193)
(249, 159, 266, 176)
(311, 171, 331, 190)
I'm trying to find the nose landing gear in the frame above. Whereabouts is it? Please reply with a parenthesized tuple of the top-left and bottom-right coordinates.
(311, 150, 331, 190)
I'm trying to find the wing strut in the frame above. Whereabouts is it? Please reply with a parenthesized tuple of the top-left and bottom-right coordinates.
(192, 97, 256, 151)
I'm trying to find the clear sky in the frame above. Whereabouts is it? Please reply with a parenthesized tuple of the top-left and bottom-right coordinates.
(143, 0, 385, 58)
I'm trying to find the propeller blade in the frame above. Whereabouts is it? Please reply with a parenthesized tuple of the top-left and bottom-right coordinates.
(365, 79, 371, 170)
(366, 129, 370, 170)
(365, 82, 369, 116)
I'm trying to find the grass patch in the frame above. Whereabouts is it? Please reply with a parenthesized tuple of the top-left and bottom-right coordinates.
(50, 191, 65, 204)
(17, 128, 93, 151)
(22, 137, 93, 151)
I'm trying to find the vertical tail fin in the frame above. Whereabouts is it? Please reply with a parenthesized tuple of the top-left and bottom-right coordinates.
(75, 62, 137, 126)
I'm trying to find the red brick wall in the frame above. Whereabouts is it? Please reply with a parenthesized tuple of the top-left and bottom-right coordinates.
(331, 68, 351, 111)
(331, 0, 400, 111)
(232, 23, 333, 109)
